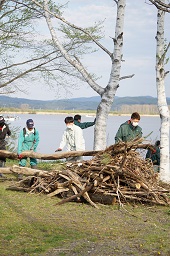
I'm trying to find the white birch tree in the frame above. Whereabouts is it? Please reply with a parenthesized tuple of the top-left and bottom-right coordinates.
(154, 1, 170, 182)
(31, 0, 130, 150)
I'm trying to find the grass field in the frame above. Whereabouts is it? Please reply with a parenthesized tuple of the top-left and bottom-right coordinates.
(0, 162, 170, 256)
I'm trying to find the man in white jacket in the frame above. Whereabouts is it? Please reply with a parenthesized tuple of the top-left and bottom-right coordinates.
(55, 116, 85, 161)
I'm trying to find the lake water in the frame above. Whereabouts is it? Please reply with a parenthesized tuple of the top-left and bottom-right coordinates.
(8, 113, 163, 156)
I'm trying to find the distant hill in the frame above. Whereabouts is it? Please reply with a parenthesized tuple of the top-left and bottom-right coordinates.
(0, 95, 170, 110)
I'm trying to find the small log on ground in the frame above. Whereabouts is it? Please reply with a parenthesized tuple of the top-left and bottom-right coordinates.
(10, 165, 51, 177)
(56, 184, 94, 206)
(0, 167, 12, 174)
(6, 186, 31, 192)
(88, 193, 117, 205)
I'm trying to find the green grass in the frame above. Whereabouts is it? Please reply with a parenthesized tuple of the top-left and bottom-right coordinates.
(0, 184, 86, 255)
(0, 161, 170, 256)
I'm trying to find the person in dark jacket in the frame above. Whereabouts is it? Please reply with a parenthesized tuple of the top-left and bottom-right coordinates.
(74, 114, 96, 129)
(0, 116, 11, 176)
(115, 112, 142, 143)
(146, 140, 160, 172)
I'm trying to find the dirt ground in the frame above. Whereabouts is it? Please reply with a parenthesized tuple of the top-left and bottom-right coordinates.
(41, 203, 170, 256)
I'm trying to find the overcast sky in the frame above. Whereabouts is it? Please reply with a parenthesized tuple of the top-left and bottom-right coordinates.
(15, 0, 170, 100)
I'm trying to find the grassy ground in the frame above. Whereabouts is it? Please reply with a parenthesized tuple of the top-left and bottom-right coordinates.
(0, 162, 170, 256)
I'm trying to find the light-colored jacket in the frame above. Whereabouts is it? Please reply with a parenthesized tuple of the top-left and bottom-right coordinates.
(59, 124, 85, 151)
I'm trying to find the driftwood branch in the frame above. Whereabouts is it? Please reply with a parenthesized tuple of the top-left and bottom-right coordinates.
(56, 184, 94, 206)
(0, 141, 154, 161)
(0, 165, 51, 177)
(0, 149, 101, 160)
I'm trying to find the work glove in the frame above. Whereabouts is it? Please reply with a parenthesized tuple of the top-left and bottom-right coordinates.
(55, 148, 62, 152)
(152, 149, 156, 154)
(18, 154, 23, 159)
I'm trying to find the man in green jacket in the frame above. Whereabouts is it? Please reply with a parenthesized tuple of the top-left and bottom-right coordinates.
(74, 114, 96, 129)
(115, 112, 142, 143)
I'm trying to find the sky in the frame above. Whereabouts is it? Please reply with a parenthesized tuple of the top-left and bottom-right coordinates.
(14, 0, 170, 100)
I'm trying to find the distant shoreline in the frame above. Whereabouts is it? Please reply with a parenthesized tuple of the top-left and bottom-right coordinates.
(1, 110, 159, 117)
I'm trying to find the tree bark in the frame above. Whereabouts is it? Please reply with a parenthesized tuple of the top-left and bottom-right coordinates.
(94, 0, 126, 150)
(155, 3, 170, 183)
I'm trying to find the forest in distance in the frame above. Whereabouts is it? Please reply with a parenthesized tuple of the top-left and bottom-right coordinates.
(0, 95, 170, 115)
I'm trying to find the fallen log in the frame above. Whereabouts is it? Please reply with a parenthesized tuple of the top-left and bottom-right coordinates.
(0, 167, 12, 174)
(0, 149, 102, 160)
(6, 186, 31, 192)
(20, 150, 103, 160)
(10, 165, 51, 177)
(0, 141, 154, 161)
(0, 150, 17, 160)
(56, 184, 94, 206)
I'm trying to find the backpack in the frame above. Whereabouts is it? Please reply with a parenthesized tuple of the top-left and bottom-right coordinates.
(23, 127, 36, 136)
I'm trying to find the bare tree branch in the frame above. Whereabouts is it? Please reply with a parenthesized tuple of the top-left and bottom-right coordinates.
(43, 0, 105, 96)
(0, 55, 59, 89)
(149, 0, 170, 12)
(120, 74, 135, 80)
(31, 0, 113, 57)
(0, 51, 59, 72)
(0, 0, 6, 10)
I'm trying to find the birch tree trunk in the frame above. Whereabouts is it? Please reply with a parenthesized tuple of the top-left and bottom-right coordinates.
(156, 5, 170, 183)
(35, 0, 127, 151)
(94, 0, 126, 150)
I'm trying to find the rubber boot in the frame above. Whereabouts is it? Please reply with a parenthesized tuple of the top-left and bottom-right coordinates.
(0, 161, 5, 178)
(18, 165, 23, 180)
(31, 165, 37, 169)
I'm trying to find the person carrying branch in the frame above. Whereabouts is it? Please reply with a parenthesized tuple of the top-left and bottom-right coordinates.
(0, 116, 11, 177)
(55, 116, 85, 162)
(74, 114, 96, 129)
(17, 119, 39, 169)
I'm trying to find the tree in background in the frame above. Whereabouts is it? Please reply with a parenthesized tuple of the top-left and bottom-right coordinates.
(31, 0, 133, 150)
(0, 1, 83, 96)
(151, 0, 170, 182)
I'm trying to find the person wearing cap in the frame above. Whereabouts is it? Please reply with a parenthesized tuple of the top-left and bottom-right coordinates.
(115, 112, 142, 143)
(0, 116, 11, 176)
(17, 119, 39, 169)
(74, 114, 96, 129)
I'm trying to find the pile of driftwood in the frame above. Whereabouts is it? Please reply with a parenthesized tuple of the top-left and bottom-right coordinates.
(2, 138, 170, 208)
